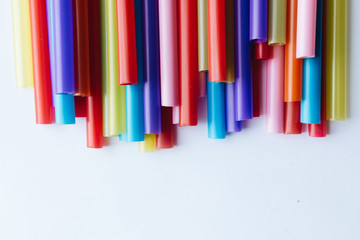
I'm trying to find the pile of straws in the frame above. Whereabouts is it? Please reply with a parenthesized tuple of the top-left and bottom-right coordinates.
(11, 0, 347, 152)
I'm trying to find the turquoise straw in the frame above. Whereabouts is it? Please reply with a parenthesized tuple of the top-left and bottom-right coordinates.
(55, 94, 75, 124)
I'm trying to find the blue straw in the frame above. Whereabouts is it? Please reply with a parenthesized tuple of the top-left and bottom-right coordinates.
(55, 94, 75, 124)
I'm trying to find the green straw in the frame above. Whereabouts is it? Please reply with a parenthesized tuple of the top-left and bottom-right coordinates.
(198, 0, 208, 71)
(268, 0, 287, 45)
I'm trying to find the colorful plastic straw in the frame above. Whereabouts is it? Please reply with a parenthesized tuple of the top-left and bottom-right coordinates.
(29, 0, 53, 124)
(73, 0, 91, 96)
(225, 82, 242, 132)
(284, 102, 302, 134)
(285, 0, 303, 102)
(326, 0, 347, 121)
(139, 134, 156, 152)
(301, 0, 322, 124)
(74, 96, 86, 118)
(158, 0, 179, 107)
(234, 0, 252, 121)
(268, 0, 287, 45)
(116, 0, 138, 85)
(126, 0, 145, 142)
(254, 42, 272, 60)
(198, 0, 208, 72)
(172, 106, 180, 125)
(45, 0, 55, 105)
(266, 46, 284, 133)
(107, 0, 126, 135)
(100, 0, 110, 137)
(225, 0, 235, 83)
(54, 94, 75, 124)
(207, 78, 226, 139)
(179, 0, 198, 126)
(198, 71, 207, 97)
(296, 0, 317, 59)
(250, 0, 268, 43)
(87, 0, 104, 148)
(142, 0, 161, 134)
(156, 107, 175, 149)
(252, 59, 263, 117)
(207, 0, 227, 82)
(11, 0, 34, 88)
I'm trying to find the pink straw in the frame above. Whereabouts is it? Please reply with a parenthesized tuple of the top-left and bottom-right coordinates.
(296, 0, 317, 58)
(172, 106, 180, 125)
(266, 46, 284, 133)
(158, 0, 179, 106)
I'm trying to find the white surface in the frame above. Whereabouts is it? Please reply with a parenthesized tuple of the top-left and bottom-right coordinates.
(1, 1, 360, 240)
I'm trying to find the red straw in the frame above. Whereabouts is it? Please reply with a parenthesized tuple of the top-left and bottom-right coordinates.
(29, 0, 53, 124)
(74, 96, 87, 118)
(207, 0, 226, 82)
(254, 42, 272, 60)
(116, 0, 138, 85)
(179, 0, 198, 126)
(284, 101, 302, 134)
(86, 0, 103, 148)
(156, 107, 174, 149)
(252, 60, 262, 117)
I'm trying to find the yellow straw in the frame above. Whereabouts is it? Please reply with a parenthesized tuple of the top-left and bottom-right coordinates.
(138, 134, 156, 152)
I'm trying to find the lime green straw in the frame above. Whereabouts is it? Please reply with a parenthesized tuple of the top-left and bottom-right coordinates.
(268, 0, 286, 45)
(198, 0, 208, 71)
(138, 134, 156, 152)
(107, 0, 126, 135)
(326, 0, 347, 121)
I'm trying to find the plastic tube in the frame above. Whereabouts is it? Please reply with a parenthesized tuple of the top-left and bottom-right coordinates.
(45, 0, 56, 105)
(225, 82, 242, 132)
(254, 42, 272, 60)
(156, 107, 175, 149)
(207, 0, 227, 82)
(207, 78, 226, 139)
(87, 0, 104, 148)
(250, 0, 268, 43)
(268, 0, 286, 45)
(73, 0, 91, 96)
(285, 0, 303, 102)
(198, 0, 208, 71)
(142, 0, 161, 134)
(301, 0, 322, 124)
(116, 0, 138, 85)
(326, 0, 347, 121)
(284, 102, 302, 134)
(296, 0, 317, 58)
(74, 96, 86, 118)
(54, 94, 75, 124)
(252, 60, 263, 117)
(234, 0, 252, 121)
(225, 0, 235, 83)
(29, 0, 53, 124)
(198, 71, 207, 97)
(266, 46, 284, 133)
(107, 0, 126, 136)
(52, 0, 75, 94)
(179, 0, 198, 126)
(11, 0, 34, 88)
(139, 134, 156, 152)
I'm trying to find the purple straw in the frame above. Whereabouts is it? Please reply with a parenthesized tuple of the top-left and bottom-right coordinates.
(225, 83, 242, 132)
(250, 0, 268, 43)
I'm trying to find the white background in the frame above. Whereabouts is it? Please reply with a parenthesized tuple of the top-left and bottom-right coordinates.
(1, 1, 360, 240)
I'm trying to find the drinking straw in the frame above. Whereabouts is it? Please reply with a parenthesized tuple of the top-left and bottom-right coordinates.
(268, 0, 287, 45)
(107, 0, 126, 136)
(198, 0, 208, 71)
(254, 42, 271, 60)
(142, 0, 161, 134)
(285, 0, 303, 102)
(225, 82, 242, 132)
(178, 0, 198, 126)
(158, 0, 179, 107)
(73, 0, 91, 96)
(326, 0, 347, 121)
(301, 0, 322, 124)
(207, 0, 227, 82)
(125, 0, 145, 142)
(100, 0, 110, 137)
(74, 96, 86, 118)
(45, 0, 55, 105)
(29, 0, 53, 124)
(116, 0, 138, 85)
(119, 134, 127, 141)
(266, 46, 284, 133)
(139, 134, 156, 152)
(198, 71, 207, 97)
(225, 0, 235, 83)
(87, 0, 104, 148)
(52, 0, 75, 94)
(172, 106, 180, 125)
(11, 0, 34, 88)
(296, 0, 317, 59)
(252, 60, 262, 117)
(207, 79, 226, 139)
(54, 94, 75, 124)
(234, 0, 252, 121)
(250, 0, 268, 43)
(156, 107, 175, 149)
(284, 102, 302, 134)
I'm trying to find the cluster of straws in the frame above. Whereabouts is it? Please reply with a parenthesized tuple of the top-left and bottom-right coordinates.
(11, 0, 347, 152)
